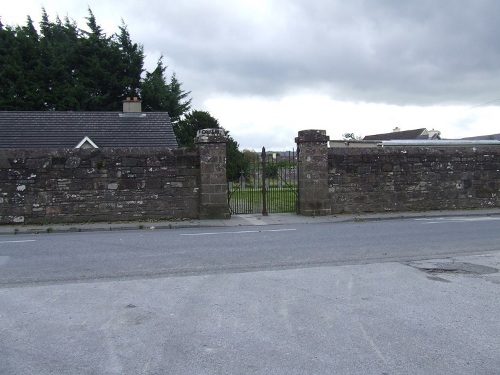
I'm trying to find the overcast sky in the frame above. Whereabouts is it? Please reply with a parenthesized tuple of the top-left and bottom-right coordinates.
(3, 1, 500, 149)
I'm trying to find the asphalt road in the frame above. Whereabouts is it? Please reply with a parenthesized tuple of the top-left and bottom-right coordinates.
(1, 216, 499, 374)
(1, 216, 499, 286)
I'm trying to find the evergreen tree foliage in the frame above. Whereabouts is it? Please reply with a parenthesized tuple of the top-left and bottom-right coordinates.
(0, 8, 190, 115)
(0, 8, 144, 111)
(0, 17, 45, 110)
(141, 57, 191, 121)
(77, 8, 126, 110)
(140, 57, 170, 113)
(166, 73, 191, 122)
(39, 10, 82, 110)
(0, 24, 18, 109)
(117, 21, 144, 99)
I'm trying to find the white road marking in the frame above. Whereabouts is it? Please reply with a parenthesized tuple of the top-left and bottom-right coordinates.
(181, 228, 297, 236)
(416, 217, 500, 224)
(0, 240, 36, 244)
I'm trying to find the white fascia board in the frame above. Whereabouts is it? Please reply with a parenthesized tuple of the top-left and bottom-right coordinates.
(75, 136, 99, 149)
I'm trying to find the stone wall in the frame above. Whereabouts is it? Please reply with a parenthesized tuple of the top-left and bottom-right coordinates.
(0, 147, 201, 224)
(4, 128, 499, 224)
(328, 146, 500, 213)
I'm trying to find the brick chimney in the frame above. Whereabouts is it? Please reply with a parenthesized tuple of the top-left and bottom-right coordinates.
(123, 97, 142, 113)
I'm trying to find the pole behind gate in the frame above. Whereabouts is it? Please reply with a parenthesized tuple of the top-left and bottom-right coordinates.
(261, 147, 268, 216)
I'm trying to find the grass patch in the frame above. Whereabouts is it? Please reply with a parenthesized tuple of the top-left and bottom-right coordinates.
(229, 187, 297, 213)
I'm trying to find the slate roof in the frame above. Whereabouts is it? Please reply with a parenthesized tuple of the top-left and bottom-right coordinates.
(363, 128, 428, 141)
(0, 111, 178, 148)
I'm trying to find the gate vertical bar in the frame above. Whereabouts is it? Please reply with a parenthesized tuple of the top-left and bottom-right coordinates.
(261, 147, 268, 216)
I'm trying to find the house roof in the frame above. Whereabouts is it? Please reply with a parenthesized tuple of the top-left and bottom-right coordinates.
(461, 133, 500, 141)
(363, 128, 428, 141)
(0, 111, 178, 148)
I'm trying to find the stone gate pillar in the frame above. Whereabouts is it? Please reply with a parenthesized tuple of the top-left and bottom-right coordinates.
(295, 129, 331, 216)
(195, 129, 230, 219)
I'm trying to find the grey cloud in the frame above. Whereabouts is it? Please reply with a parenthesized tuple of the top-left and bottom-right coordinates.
(127, 0, 500, 106)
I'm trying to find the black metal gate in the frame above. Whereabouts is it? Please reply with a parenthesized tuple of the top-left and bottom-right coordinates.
(228, 148, 298, 215)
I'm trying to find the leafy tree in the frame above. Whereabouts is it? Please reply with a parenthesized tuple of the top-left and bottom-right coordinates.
(174, 110, 219, 147)
(342, 133, 362, 141)
(242, 149, 260, 163)
(226, 136, 247, 181)
(174, 110, 246, 180)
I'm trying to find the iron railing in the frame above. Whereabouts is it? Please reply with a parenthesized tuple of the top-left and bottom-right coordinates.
(228, 148, 297, 214)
